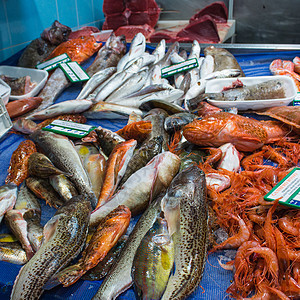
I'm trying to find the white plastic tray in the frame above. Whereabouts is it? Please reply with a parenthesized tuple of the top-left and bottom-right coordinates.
(205, 75, 297, 110)
(0, 78, 11, 105)
(0, 66, 48, 100)
(0, 96, 12, 141)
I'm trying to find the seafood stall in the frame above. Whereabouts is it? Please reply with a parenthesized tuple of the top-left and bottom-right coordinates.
(0, 1, 300, 300)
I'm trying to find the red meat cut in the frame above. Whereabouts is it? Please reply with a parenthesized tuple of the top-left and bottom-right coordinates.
(190, 1, 228, 24)
(102, 0, 160, 31)
(176, 15, 220, 43)
(115, 24, 155, 41)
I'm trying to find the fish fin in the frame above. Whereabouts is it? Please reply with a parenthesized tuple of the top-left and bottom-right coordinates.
(161, 196, 180, 237)
(43, 215, 61, 243)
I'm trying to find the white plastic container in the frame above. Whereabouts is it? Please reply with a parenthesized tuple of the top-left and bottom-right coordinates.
(0, 78, 11, 105)
(205, 75, 297, 110)
(0, 65, 48, 100)
(0, 95, 12, 141)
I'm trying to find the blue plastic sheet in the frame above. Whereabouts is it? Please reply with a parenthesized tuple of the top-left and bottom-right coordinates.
(0, 47, 300, 300)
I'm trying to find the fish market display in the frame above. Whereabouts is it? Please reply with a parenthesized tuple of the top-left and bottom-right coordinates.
(1, 31, 300, 300)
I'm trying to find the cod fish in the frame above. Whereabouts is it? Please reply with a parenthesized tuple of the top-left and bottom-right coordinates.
(10, 196, 91, 300)
(161, 165, 208, 300)
(92, 194, 165, 300)
(132, 217, 175, 300)
(31, 130, 98, 208)
(90, 151, 181, 228)
(45, 205, 131, 288)
(0, 184, 18, 224)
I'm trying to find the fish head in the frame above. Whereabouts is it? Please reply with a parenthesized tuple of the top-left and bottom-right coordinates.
(41, 20, 71, 45)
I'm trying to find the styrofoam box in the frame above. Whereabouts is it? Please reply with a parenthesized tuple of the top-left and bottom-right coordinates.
(0, 78, 11, 105)
(0, 65, 48, 100)
(205, 75, 297, 110)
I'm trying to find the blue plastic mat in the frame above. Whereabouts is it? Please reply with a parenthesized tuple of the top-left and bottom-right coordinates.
(0, 47, 299, 300)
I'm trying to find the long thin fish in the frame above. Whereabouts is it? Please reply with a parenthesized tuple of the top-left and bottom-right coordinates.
(161, 166, 208, 299)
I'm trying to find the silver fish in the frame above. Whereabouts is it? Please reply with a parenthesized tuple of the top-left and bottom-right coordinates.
(27, 99, 93, 120)
(10, 196, 91, 300)
(152, 39, 166, 63)
(0, 184, 18, 224)
(87, 34, 126, 77)
(76, 67, 117, 99)
(92, 194, 165, 300)
(95, 58, 143, 102)
(203, 68, 241, 80)
(161, 166, 208, 299)
(49, 174, 78, 202)
(200, 54, 214, 79)
(106, 69, 148, 102)
(123, 53, 155, 71)
(173, 50, 188, 89)
(30, 130, 97, 209)
(117, 32, 146, 72)
(89, 151, 181, 228)
(84, 101, 145, 120)
(0, 241, 27, 265)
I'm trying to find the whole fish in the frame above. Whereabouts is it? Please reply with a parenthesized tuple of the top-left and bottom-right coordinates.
(140, 100, 185, 115)
(161, 165, 208, 299)
(5, 209, 35, 259)
(90, 151, 180, 228)
(28, 152, 65, 178)
(45, 205, 131, 288)
(96, 139, 137, 208)
(112, 88, 184, 108)
(143, 108, 169, 152)
(49, 174, 78, 202)
(173, 50, 188, 89)
(95, 127, 125, 157)
(84, 101, 145, 120)
(123, 53, 155, 71)
(187, 40, 201, 86)
(106, 69, 148, 102)
(151, 42, 179, 70)
(202, 79, 286, 101)
(26, 177, 64, 208)
(27, 99, 93, 120)
(95, 58, 144, 102)
(200, 54, 214, 79)
(132, 217, 174, 300)
(119, 136, 163, 187)
(30, 130, 97, 208)
(178, 73, 192, 95)
(86, 34, 126, 77)
(0, 184, 18, 223)
(6, 97, 43, 119)
(117, 33, 146, 72)
(204, 46, 244, 76)
(15, 182, 41, 212)
(82, 236, 128, 281)
(116, 120, 152, 143)
(84, 154, 106, 199)
(164, 112, 197, 133)
(0, 241, 28, 265)
(76, 67, 117, 99)
(92, 194, 165, 300)
(5, 140, 37, 186)
(10, 196, 91, 300)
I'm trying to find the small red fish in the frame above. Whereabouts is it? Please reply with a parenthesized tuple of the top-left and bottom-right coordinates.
(116, 120, 152, 143)
(46, 36, 102, 64)
(5, 140, 37, 186)
(6, 97, 43, 119)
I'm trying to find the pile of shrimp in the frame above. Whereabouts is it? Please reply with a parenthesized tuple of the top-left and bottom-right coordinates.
(199, 140, 300, 299)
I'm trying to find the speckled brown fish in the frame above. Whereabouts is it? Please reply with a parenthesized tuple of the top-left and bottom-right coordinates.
(10, 196, 91, 300)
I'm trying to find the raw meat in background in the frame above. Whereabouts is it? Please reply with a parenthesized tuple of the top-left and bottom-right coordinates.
(115, 25, 155, 41)
(68, 26, 100, 39)
(102, 0, 161, 31)
(190, 1, 228, 23)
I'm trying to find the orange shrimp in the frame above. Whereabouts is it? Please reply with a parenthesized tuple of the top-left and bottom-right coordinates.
(167, 130, 182, 155)
(261, 145, 289, 168)
(241, 150, 265, 170)
(292, 262, 300, 282)
(116, 120, 152, 143)
(203, 147, 222, 166)
(280, 275, 300, 295)
(211, 214, 250, 252)
(247, 246, 279, 285)
(266, 286, 290, 300)
(278, 216, 299, 236)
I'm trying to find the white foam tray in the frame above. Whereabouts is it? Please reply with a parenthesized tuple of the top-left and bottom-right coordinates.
(0, 66, 48, 100)
(0, 78, 11, 105)
(205, 75, 297, 110)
